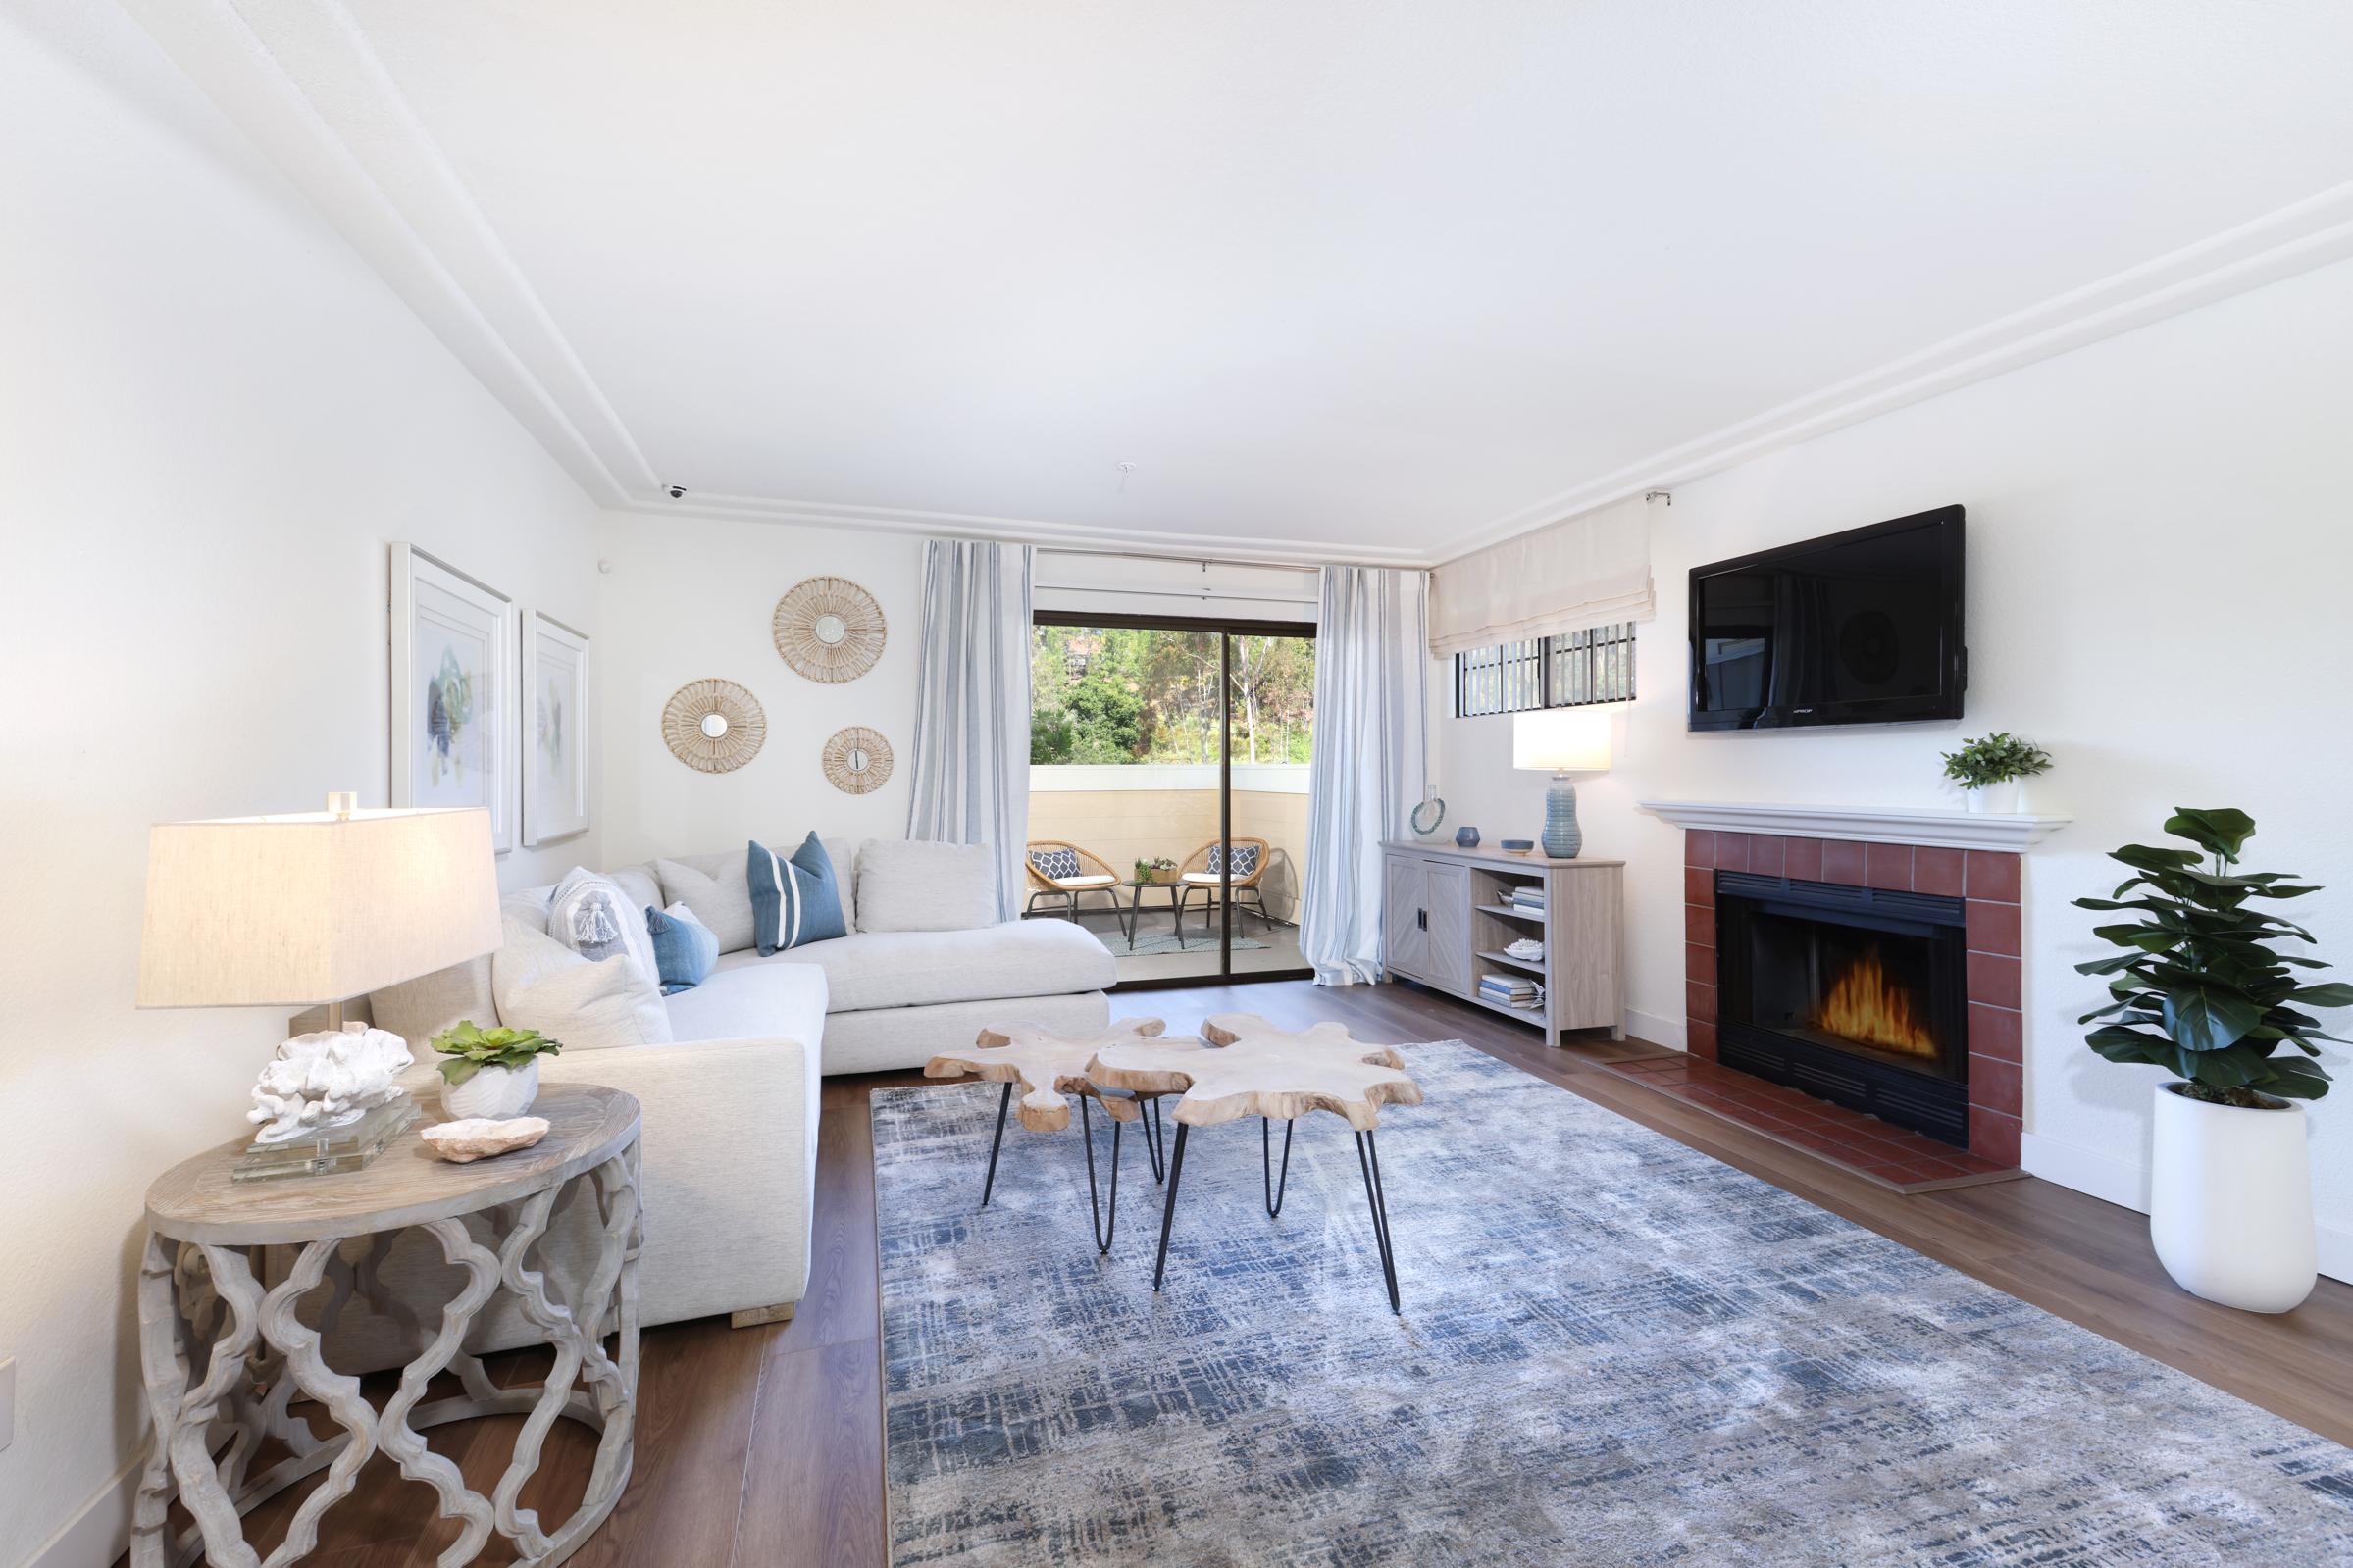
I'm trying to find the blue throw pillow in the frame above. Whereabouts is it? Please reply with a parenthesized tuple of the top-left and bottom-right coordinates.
(747, 833, 848, 956)
(644, 903, 719, 994)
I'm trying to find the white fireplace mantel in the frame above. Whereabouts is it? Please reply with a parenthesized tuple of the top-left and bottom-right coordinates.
(1637, 799, 2071, 853)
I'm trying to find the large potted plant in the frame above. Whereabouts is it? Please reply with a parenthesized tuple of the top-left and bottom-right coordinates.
(2075, 807, 2346, 1312)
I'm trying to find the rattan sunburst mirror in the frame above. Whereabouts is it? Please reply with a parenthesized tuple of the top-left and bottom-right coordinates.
(773, 576, 886, 683)
(822, 726, 894, 794)
(662, 679, 767, 773)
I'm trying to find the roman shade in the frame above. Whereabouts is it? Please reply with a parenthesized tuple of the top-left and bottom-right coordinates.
(1428, 494, 1656, 656)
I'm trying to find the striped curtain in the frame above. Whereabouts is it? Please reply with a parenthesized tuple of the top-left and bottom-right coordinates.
(1301, 565, 1430, 985)
(906, 539, 1036, 920)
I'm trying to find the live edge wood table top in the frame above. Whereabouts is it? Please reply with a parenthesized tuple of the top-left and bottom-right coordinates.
(133, 1084, 643, 1568)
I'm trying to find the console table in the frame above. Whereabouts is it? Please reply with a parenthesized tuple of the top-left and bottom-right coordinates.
(131, 1085, 641, 1567)
(1381, 840, 1624, 1041)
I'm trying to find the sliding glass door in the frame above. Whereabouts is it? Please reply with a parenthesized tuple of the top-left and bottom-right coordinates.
(1027, 614, 1314, 986)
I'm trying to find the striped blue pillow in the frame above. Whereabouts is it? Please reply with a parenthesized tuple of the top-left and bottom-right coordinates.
(747, 834, 848, 956)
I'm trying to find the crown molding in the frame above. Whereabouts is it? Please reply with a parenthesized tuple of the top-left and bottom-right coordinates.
(612, 491, 1436, 568)
(118, 0, 661, 506)
(127, 3, 2353, 572)
(1445, 181, 2353, 563)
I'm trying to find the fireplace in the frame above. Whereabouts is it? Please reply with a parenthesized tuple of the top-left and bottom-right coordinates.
(1714, 871, 1969, 1146)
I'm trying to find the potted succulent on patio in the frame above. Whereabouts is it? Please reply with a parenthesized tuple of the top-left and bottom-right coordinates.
(1133, 855, 1177, 885)
(431, 1020, 565, 1119)
(2075, 807, 2346, 1312)
(1940, 731, 2052, 812)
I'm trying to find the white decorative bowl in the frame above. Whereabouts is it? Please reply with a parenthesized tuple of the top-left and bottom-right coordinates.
(440, 1059, 540, 1121)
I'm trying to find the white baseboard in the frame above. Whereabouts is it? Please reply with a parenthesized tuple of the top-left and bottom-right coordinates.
(2022, 1129, 2351, 1287)
(25, 1453, 138, 1568)
(1622, 1008, 1684, 1049)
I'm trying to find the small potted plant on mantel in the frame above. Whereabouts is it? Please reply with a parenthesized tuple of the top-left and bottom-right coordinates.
(1940, 731, 2051, 812)
(2075, 807, 2347, 1312)
(432, 1020, 565, 1119)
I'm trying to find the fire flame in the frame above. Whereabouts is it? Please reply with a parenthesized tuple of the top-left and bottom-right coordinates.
(1813, 948, 1937, 1058)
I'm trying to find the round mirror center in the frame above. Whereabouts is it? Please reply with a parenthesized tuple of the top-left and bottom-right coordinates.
(699, 713, 731, 740)
(845, 746, 870, 772)
(812, 613, 848, 646)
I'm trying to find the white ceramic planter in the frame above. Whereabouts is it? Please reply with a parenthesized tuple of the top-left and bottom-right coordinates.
(440, 1059, 540, 1121)
(2148, 1082, 2316, 1313)
(1964, 780, 2021, 814)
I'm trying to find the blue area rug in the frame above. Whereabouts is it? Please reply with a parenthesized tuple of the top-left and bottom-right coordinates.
(873, 1041, 2353, 1565)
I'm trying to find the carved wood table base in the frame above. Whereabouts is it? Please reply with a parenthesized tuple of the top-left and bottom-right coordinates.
(131, 1086, 642, 1568)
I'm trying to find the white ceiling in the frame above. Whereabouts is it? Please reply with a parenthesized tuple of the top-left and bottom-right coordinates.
(147, 1, 2353, 561)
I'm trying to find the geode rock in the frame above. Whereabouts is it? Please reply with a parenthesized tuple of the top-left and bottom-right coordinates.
(422, 1116, 551, 1163)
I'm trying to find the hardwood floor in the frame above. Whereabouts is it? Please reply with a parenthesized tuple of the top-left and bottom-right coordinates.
(137, 979, 2353, 1566)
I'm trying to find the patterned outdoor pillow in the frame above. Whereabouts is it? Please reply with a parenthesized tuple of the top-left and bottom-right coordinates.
(1029, 846, 1083, 880)
(1205, 842, 1260, 878)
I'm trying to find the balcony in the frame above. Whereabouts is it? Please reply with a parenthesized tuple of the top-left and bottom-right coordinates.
(1026, 763, 1309, 983)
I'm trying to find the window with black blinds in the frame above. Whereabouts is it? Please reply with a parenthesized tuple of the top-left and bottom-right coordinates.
(1455, 623, 1636, 717)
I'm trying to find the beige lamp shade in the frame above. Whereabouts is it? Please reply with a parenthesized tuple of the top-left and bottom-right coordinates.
(1512, 709, 1612, 773)
(136, 803, 502, 1008)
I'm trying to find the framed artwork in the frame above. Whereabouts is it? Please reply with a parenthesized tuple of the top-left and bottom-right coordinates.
(389, 544, 516, 852)
(522, 610, 591, 845)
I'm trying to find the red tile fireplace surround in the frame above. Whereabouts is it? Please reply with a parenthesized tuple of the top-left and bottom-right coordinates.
(1682, 829, 2024, 1167)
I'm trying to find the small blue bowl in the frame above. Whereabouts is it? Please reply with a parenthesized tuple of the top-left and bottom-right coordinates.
(1500, 838, 1535, 853)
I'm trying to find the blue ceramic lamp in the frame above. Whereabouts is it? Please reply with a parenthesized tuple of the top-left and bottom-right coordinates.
(1512, 709, 1612, 858)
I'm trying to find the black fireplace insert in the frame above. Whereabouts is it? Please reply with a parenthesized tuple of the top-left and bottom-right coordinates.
(1714, 871, 1969, 1146)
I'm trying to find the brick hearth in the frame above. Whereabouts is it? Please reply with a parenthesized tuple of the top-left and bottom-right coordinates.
(1679, 828, 2024, 1171)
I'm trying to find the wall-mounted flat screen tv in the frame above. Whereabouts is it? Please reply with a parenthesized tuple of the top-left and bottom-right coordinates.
(1688, 505, 1965, 731)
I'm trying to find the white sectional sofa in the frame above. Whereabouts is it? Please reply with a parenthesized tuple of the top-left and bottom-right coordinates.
(342, 835, 1113, 1354)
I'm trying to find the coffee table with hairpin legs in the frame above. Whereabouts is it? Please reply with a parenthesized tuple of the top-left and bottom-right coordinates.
(925, 1018, 1193, 1251)
(1085, 1013, 1423, 1312)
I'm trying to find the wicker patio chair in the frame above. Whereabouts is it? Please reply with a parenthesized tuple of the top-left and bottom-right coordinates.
(1171, 836, 1273, 933)
(1023, 840, 1122, 920)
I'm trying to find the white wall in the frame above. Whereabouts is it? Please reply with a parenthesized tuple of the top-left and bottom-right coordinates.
(594, 515, 927, 867)
(1435, 256, 2353, 1279)
(0, 7, 604, 1562)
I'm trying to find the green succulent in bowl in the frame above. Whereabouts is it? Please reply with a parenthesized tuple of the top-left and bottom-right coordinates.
(429, 1020, 565, 1087)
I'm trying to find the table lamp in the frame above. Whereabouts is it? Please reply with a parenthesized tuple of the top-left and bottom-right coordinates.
(137, 793, 502, 1178)
(1511, 710, 1611, 859)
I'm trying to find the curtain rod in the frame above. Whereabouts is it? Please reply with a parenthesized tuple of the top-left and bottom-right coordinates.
(1033, 582, 1322, 607)
(1031, 543, 1324, 576)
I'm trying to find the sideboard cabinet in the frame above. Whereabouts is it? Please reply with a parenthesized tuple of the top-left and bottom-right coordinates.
(1381, 841, 1624, 1042)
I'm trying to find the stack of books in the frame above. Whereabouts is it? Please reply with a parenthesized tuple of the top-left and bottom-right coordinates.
(1479, 972, 1544, 1011)
(1509, 884, 1548, 916)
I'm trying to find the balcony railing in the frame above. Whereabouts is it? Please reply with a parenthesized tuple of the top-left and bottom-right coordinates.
(1028, 764, 1308, 922)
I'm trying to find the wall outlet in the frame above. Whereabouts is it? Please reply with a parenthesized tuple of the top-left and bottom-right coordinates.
(0, 1357, 13, 1450)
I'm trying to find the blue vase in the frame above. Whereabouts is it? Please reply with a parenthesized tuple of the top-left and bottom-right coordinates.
(1455, 827, 1480, 848)
(1542, 777, 1582, 859)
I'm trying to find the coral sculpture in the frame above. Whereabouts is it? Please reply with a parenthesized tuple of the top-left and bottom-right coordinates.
(247, 1026, 414, 1144)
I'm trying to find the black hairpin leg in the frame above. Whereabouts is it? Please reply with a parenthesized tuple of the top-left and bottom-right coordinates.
(1142, 1095, 1167, 1183)
(978, 1081, 1013, 1208)
(1354, 1129, 1402, 1314)
(1261, 1117, 1295, 1217)
(1151, 1123, 1192, 1292)
(1079, 1095, 1123, 1254)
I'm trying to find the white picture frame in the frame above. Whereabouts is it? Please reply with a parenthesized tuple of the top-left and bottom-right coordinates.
(522, 609, 591, 846)
(389, 544, 517, 853)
